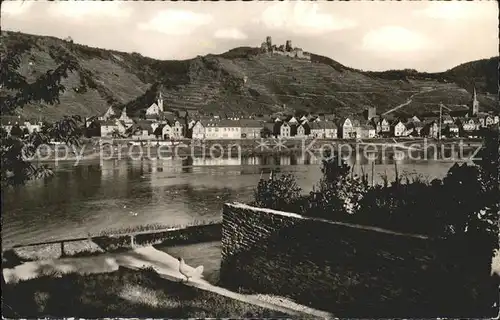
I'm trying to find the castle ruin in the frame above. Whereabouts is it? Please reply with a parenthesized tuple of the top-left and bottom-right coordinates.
(260, 36, 311, 61)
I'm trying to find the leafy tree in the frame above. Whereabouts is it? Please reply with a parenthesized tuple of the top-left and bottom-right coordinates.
(1, 39, 78, 114)
(1, 36, 82, 187)
(471, 128, 500, 251)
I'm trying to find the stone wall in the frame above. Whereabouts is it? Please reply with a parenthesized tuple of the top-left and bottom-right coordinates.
(220, 203, 498, 318)
(5, 223, 221, 262)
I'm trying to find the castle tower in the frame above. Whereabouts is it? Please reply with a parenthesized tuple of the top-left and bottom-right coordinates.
(469, 86, 479, 117)
(285, 40, 292, 52)
(158, 92, 164, 112)
(266, 36, 272, 47)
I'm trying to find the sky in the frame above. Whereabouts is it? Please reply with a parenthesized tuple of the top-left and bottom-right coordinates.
(1, 0, 498, 72)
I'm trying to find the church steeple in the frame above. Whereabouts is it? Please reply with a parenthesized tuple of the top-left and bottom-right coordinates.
(158, 91, 164, 112)
(469, 85, 479, 117)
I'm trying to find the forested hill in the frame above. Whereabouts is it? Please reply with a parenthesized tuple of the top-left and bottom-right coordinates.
(2, 30, 498, 121)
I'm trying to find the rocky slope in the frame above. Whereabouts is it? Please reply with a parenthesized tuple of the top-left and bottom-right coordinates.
(1, 30, 498, 121)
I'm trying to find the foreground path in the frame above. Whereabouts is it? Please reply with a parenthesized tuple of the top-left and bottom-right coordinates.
(3, 246, 333, 319)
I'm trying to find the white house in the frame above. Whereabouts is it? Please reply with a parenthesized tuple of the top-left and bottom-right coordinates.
(309, 122, 323, 138)
(280, 122, 291, 138)
(204, 121, 218, 140)
(161, 123, 172, 139)
(377, 118, 391, 135)
(461, 118, 478, 132)
(145, 93, 164, 116)
(484, 115, 495, 127)
(218, 119, 241, 139)
(360, 124, 376, 138)
(204, 119, 241, 140)
(146, 103, 161, 116)
(192, 120, 205, 139)
(296, 124, 306, 137)
(323, 121, 338, 139)
(391, 121, 406, 137)
(339, 118, 354, 139)
(171, 120, 184, 139)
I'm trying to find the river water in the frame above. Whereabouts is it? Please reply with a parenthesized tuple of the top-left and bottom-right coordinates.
(2, 152, 464, 248)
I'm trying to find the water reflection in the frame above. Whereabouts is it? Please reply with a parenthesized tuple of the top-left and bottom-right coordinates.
(2, 153, 460, 247)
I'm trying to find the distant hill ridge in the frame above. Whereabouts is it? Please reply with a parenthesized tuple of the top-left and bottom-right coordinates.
(1, 30, 498, 121)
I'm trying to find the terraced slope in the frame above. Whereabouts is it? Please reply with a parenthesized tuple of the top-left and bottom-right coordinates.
(1, 30, 498, 121)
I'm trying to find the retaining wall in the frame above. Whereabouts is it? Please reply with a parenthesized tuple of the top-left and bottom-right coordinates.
(4, 223, 221, 263)
(220, 203, 498, 318)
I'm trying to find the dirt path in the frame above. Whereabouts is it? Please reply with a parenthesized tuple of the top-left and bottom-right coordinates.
(382, 88, 438, 116)
(3, 246, 333, 319)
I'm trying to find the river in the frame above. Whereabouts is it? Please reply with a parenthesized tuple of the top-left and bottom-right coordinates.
(2, 152, 465, 248)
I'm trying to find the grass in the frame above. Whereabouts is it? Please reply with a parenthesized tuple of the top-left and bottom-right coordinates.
(92, 219, 221, 237)
(2, 266, 288, 318)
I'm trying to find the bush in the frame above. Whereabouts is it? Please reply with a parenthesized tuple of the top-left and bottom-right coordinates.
(306, 155, 369, 219)
(250, 129, 499, 255)
(252, 172, 304, 213)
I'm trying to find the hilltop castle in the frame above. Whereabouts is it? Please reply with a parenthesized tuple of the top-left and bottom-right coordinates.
(260, 36, 311, 61)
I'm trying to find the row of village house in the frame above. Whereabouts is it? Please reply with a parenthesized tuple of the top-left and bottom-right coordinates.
(87, 94, 500, 140)
(86, 101, 499, 140)
(1, 108, 499, 141)
(1, 89, 498, 140)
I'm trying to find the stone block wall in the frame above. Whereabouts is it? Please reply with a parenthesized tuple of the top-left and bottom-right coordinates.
(220, 203, 498, 318)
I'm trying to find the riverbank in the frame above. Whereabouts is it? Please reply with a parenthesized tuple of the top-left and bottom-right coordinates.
(32, 137, 483, 162)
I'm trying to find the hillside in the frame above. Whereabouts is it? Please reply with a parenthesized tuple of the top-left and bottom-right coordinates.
(1, 30, 498, 121)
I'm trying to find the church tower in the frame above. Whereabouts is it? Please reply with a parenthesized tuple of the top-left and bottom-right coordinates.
(469, 86, 479, 117)
(158, 92, 164, 112)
